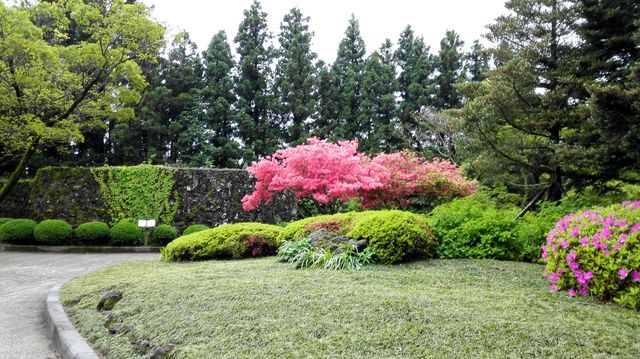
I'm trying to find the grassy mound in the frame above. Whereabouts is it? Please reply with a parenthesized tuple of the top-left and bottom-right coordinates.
(61, 259, 640, 358)
(279, 210, 436, 263)
(161, 223, 282, 261)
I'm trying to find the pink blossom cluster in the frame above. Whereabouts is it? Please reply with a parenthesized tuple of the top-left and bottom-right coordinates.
(241, 138, 476, 211)
(541, 201, 640, 302)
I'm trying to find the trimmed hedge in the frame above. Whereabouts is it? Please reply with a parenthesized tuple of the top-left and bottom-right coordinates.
(0, 219, 37, 244)
(150, 224, 178, 246)
(162, 223, 282, 261)
(34, 219, 73, 245)
(0, 218, 13, 226)
(109, 222, 143, 246)
(278, 210, 437, 264)
(183, 224, 208, 236)
(75, 221, 110, 245)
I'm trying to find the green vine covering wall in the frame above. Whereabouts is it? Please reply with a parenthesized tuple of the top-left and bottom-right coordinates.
(90, 165, 178, 224)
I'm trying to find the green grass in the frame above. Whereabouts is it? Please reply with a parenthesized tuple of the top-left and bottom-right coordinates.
(61, 258, 640, 358)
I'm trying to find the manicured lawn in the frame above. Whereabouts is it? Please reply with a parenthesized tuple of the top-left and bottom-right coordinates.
(61, 258, 640, 358)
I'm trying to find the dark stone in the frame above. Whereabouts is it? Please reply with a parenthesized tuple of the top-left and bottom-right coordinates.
(349, 239, 369, 251)
(133, 340, 152, 354)
(144, 344, 176, 359)
(108, 323, 128, 335)
(97, 290, 122, 311)
(103, 312, 116, 328)
(306, 229, 352, 251)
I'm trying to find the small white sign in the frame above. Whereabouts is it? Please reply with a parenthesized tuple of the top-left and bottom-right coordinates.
(137, 219, 156, 228)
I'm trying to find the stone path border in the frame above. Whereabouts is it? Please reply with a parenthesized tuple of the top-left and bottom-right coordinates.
(0, 244, 161, 253)
(46, 284, 100, 359)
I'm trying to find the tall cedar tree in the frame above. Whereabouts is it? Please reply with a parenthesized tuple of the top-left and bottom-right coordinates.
(234, 0, 278, 164)
(394, 26, 435, 151)
(465, 40, 491, 82)
(360, 40, 401, 152)
(274, 8, 318, 146)
(434, 30, 465, 109)
(314, 60, 340, 140)
(569, 0, 640, 186)
(178, 31, 240, 168)
(331, 15, 366, 142)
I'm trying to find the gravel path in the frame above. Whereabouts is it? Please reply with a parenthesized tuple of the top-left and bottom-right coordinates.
(0, 252, 159, 359)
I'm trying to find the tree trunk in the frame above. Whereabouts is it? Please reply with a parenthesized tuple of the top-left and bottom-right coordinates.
(546, 165, 563, 201)
(0, 137, 39, 203)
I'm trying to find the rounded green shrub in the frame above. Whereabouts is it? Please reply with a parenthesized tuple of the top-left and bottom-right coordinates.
(542, 201, 640, 309)
(34, 219, 73, 245)
(183, 224, 208, 236)
(150, 224, 178, 246)
(0, 219, 37, 244)
(277, 210, 436, 264)
(75, 221, 110, 245)
(109, 222, 143, 246)
(162, 223, 282, 261)
(0, 218, 13, 226)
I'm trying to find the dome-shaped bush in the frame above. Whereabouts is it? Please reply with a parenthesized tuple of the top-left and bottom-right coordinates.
(542, 201, 640, 309)
(34, 219, 73, 245)
(0, 218, 13, 226)
(109, 222, 143, 246)
(162, 223, 282, 261)
(150, 224, 177, 246)
(183, 224, 208, 236)
(277, 210, 436, 264)
(0, 219, 37, 244)
(75, 221, 110, 245)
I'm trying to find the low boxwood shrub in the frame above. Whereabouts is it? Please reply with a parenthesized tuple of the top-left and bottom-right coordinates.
(278, 210, 436, 264)
(109, 222, 143, 246)
(542, 201, 640, 309)
(0, 218, 13, 226)
(162, 223, 282, 261)
(182, 224, 208, 236)
(75, 221, 110, 245)
(150, 224, 178, 246)
(428, 195, 521, 260)
(34, 219, 73, 245)
(0, 219, 37, 244)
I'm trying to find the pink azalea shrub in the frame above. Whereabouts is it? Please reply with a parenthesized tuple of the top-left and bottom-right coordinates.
(363, 151, 477, 209)
(241, 138, 476, 212)
(541, 201, 640, 309)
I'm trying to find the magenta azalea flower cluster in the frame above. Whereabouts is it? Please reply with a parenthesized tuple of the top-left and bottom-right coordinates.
(542, 201, 640, 308)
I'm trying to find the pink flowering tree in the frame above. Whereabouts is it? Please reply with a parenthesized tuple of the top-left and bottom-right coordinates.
(241, 138, 388, 213)
(242, 138, 476, 214)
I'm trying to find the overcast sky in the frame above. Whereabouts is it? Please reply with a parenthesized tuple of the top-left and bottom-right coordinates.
(139, 0, 508, 62)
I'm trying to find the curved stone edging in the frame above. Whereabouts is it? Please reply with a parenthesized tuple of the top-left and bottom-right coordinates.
(0, 244, 161, 253)
(46, 284, 100, 359)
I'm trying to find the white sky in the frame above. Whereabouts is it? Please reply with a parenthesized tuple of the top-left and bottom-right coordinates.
(139, 0, 508, 62)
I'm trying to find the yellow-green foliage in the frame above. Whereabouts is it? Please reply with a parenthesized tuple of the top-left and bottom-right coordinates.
(162, 223, 282, 261)
(278, 210, 437, 264)
(91, 165, 178, 223)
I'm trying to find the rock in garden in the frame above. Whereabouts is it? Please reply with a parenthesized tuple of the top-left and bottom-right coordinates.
(348, 239, 368, 251)
(97, 290, 122, 311)
(307, 229, 350, 250)
(133, 340, 152, 354)
(108, 323, 128, 335)
(103, 312, 116, 328)
(144, 344, 176, 359)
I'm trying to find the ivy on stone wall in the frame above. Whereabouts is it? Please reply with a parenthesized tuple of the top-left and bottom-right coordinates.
(90, 165, 178, 224)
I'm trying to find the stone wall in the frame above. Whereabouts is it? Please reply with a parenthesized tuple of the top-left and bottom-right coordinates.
(0, 167, 296, 229)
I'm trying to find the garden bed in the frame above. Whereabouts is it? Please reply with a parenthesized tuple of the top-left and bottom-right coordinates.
(61, 258, 640, 358)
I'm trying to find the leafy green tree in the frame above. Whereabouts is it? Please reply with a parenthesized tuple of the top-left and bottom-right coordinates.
(359, 40, 401, 152)
(0, 0, 164, 202)
(331, 14, 366, 142)
(313, 60, 340, 140)
(274, 8, 318, 146)
(234, 0, 278, 164)
(394, 25, 435, 150)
